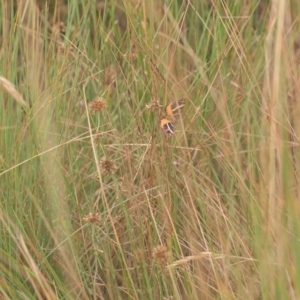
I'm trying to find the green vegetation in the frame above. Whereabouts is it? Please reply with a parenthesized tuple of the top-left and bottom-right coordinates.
(1, 0, 300, 299)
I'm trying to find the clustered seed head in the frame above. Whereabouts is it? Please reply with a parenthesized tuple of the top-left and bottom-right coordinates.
(99, 159, 117, 173)
(52, 21, 66, 40)
(83, 212, 102, 225)
(146, 99, 162, 111)
(153, 245, 169, 268)
(89, 97, 107, 113)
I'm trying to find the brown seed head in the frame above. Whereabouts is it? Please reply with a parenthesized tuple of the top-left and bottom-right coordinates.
(83, 212, 102, 225)
(153, 245, 169, 268)
(89, 97, 107, 113)
(99, 159, 117, 173)
(146, 99, 162, 111)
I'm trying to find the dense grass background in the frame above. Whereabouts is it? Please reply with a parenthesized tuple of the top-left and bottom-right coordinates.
(1, 0, 300, 299)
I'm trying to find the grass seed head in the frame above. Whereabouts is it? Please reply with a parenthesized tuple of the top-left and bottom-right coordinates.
(89, 98, 107, 113)
(153, 245, 169, 268)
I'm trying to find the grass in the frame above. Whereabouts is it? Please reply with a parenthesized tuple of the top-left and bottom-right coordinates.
(1, 0, 300, 299)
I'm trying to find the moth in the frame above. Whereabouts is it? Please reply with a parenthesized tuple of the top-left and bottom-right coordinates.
(160, 99, 185, 137)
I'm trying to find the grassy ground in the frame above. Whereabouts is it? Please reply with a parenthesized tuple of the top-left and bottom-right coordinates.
(1, 0, 300, 299)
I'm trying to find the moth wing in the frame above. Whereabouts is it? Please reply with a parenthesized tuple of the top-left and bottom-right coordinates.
(160, 117, 175, 137)
(166, 98, 185, 119)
